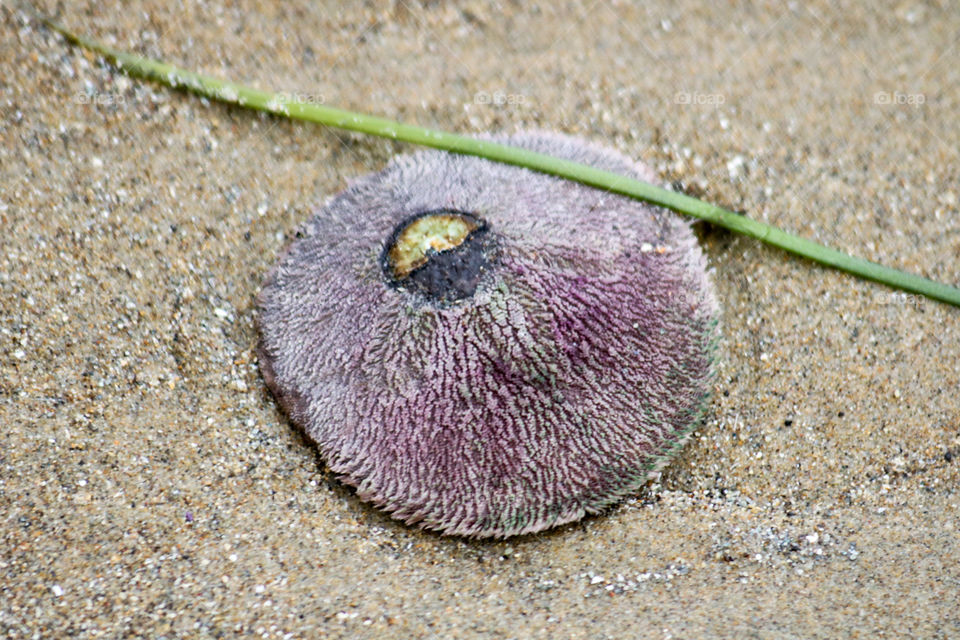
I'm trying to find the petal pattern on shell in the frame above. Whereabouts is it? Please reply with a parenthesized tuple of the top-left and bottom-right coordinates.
(256, 132, 719, 538)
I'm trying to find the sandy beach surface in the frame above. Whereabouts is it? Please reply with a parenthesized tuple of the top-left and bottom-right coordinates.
(2, 1, 958, 637)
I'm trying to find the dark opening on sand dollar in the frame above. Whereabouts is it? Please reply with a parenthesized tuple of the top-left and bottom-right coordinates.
(256, 132, 719, 538)
(381, 209, 497, 305)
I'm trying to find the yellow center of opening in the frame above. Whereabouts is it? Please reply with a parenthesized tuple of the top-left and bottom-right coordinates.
(387, 213, 479, 280)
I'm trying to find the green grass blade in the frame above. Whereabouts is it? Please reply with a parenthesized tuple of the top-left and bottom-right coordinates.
(37, 14, 960, 308)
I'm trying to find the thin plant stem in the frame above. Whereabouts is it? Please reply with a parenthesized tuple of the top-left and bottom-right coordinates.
(36, 14, 960, 309)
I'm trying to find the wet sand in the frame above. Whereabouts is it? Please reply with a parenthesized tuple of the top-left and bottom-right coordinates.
(2, 1, 958, 637)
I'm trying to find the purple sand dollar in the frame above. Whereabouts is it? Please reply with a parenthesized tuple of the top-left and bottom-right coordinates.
(256, 132, 719, 538)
